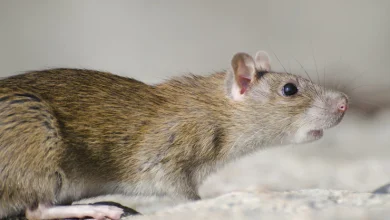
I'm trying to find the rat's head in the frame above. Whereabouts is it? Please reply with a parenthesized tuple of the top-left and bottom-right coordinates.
(225, 51, 348, 145)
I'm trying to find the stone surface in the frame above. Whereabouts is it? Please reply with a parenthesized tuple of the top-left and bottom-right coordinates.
(124, 189, 390, 220)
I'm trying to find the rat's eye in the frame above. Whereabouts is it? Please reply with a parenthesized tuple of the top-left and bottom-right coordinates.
(282, 83, 298, 96)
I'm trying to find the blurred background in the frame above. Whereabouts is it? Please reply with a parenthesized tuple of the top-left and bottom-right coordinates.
(1, 0, 390, 109)
(1, 0, 389, 213)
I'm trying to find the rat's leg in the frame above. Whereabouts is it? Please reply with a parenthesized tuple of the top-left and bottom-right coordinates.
(26, 204, 124, 220)
(0, 92, 67, 218)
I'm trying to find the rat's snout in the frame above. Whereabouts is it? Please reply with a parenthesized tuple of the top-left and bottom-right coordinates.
(294, 92, 348, 144)
(337, 96, 348, 113)
(330, 94, 349, 114)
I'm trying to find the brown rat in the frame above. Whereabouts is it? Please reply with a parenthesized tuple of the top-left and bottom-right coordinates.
(0, 51, 348, 219)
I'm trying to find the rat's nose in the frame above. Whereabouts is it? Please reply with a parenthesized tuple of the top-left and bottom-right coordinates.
(336, 96, 348, 113)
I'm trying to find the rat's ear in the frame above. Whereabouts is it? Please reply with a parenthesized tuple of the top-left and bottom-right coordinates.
(227, 52, 257, 101)
(254, 51, 271, 72)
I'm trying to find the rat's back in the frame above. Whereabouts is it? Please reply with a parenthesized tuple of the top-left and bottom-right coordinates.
(0, 68, 158, 110)
(0, 68, 163, 139)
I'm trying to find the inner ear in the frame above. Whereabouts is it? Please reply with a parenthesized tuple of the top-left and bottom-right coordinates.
(231, 53, 256, 95)
(238, 76, 251, 94)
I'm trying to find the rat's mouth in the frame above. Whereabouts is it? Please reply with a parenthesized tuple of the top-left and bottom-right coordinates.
(293, 123, 334, 144)
(308, 129, 324, 138)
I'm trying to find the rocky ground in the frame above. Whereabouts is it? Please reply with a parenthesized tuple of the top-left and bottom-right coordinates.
(125, 189, 390, 220)
(77, 108, 390, 219)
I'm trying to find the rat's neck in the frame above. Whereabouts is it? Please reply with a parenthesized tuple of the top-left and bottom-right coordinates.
(155, 72, 278, 188)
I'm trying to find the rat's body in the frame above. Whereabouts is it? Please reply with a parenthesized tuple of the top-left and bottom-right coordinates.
(0, 51, 348, 219)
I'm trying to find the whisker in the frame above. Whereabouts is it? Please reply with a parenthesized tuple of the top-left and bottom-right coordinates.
(293, 57, 313, 83)
(323, 61, 326, 87)
(293, 57, 323, 98)
(346, 84, 379, 93)
(270, 49, 288, 73)
(349, 104, 377, 117)
(311, 47, 321, 86)
(311, 104, 327, 111)
(353, 99, 385, 109)
(340, 70, 367, 91)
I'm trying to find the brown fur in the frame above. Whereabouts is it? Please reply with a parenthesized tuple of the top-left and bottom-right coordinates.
(0, 62, 347, 218)
(0, 69, 230, 217)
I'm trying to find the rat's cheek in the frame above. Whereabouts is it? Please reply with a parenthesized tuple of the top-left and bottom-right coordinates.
(249, 89, 271, 104)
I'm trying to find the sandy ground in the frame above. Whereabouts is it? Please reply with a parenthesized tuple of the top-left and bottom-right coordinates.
(76, 108, 390, 219)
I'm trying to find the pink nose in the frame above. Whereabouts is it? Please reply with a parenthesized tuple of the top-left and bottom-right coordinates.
(337, 98, 348, 113)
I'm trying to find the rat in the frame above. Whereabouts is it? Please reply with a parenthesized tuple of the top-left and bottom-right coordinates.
(0, 50, 348, 219)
